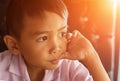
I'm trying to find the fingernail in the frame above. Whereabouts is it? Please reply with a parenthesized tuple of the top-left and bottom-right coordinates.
(73, 30, 78, 37)
(67, 33, 72, 42)
(68, 33, 72, 37)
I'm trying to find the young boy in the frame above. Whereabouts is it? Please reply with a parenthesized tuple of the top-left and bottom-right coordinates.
(0, 0, 110, 81)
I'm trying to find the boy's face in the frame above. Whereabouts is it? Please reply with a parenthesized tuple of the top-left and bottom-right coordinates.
(18, 11, 68, 70)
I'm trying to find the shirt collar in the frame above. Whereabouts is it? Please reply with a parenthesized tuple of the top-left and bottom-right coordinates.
(8, 54, 30, 81)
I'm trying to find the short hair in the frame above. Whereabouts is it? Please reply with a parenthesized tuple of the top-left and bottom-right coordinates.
(6, 0, 68, 39)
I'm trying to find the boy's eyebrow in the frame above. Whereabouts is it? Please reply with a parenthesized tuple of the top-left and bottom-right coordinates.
(32, 25, 68, 36)
(32, 31, 49, 36)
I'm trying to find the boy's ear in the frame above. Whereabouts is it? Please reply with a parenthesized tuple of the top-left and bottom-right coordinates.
(3, 35, 21, 55)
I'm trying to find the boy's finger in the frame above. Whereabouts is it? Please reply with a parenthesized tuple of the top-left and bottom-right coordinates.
(66, 30, 84, 43)
(67, 33, 72, 39)
(72, 30, 84, 39)
(67, 30, 84, 47)
(66, 33, 73, 42)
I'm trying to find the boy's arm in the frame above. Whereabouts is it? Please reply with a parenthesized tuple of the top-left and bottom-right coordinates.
(82, 51, 111, 81)
(62, 30, 111, 81)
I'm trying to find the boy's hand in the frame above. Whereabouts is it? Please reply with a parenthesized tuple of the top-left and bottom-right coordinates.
(62, 30, 98, 62)
(62, 30, 111, 81)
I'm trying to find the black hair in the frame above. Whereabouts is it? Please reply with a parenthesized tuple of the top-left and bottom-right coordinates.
(6, 0, 68, 39)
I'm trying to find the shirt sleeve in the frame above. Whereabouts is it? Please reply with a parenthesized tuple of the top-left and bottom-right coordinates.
(60, 59, 93, 81)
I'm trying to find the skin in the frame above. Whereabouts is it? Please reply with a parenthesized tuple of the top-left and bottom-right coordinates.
(4, 11, 110, 81)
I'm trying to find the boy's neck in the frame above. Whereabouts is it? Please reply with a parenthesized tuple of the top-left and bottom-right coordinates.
(24, 58, 45, 81)
(27, 66, 45, 81)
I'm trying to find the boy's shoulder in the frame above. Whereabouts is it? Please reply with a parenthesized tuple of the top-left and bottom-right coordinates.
(0, 50, 13, 63)
(0, 50, 27, 81)
(0, 50, 13, 70)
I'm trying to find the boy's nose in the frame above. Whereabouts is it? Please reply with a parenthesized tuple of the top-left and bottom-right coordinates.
(50, 47, 61, 55)
(49, 40, 62, 56)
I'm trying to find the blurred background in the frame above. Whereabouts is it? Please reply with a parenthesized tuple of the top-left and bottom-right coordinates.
(63, 0, 120, 81)
(0, 0, 120, 81)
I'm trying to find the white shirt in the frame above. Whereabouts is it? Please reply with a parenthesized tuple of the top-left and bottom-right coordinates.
(0, 50, 93, 81)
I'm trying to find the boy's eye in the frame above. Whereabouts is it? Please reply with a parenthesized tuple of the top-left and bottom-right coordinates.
(59, 32, 67, 38)
(37, 36, 48, 42)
